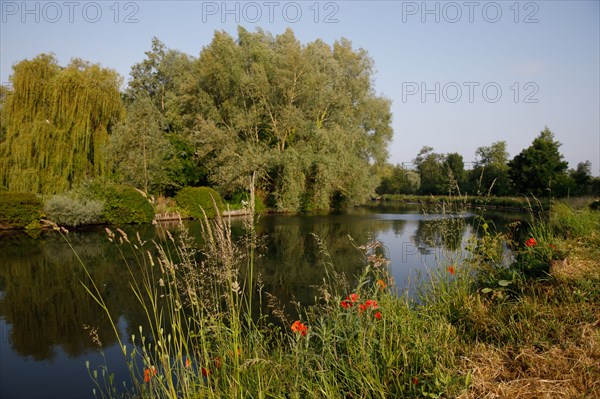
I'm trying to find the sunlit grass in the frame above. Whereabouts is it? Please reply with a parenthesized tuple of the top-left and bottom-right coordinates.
(74, 199, 600, 399)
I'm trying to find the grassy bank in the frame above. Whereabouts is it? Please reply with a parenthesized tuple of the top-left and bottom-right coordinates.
(378, 194, 551, 211)
(79, 200, 599, 399)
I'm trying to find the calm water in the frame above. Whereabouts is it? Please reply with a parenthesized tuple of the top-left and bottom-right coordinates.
(0, 203, 521, 398)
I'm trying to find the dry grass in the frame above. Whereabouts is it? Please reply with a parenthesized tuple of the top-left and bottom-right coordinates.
(460, 235, 600, 399)
(460, 320, 600, 399)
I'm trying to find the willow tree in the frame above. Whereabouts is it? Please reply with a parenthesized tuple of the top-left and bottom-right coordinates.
(0, 54, 123, 194)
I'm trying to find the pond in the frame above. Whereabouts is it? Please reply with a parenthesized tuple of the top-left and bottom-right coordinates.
(0, 203, 522, 398)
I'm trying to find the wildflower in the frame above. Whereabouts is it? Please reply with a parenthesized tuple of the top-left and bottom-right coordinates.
(525, 237, 537, 247)
(447, 265, 455, 275)
(291, 320, 308, 336)
(374, 311, 382, 320)
(549, 244, 557, 250)
(214, 356, 222, 369)
(348, 293, 359, 303)
(359, 303, 368, 312)
(411, 376, 419, 385)
(341, 299, 350, 308)
(365, 299, 378, 309)
(376, 279, 387, 290)
(201, 367, 210, 377)
(185, 358, 191, 368)
(144, 366, 157, 383)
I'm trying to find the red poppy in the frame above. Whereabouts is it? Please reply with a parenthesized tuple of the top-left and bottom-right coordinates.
(365, 299, 378, 309)
(549, 244, 557, 250)
(185, 358, 191, 368)
(144, 366, 157, 383)
(447, 266, 455, 275)
(411, 376, 419, 385)
(201, 367, 211, 377)
(291, 320, 308, 336)
(349, 293, 359, 302)
(341, 300, 350, 308)
(525, 237, 537, 247)
(374, 311, 382, 320)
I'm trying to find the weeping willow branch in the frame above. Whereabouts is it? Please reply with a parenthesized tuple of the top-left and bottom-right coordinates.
(0, 54, 124, 194)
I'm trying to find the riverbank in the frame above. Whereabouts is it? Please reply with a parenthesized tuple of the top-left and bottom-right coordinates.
(376, 193, 548, 211)
(80, 200, 599, 398)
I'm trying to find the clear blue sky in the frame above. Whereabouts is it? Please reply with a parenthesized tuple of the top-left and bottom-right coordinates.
(2, 0, 599, 174)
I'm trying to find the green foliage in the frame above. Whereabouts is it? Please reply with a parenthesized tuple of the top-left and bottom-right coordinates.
(175, 186, 225, 219)
(109, 94, 173, 195)
(568, 161, 594, 196)
(468, 141, 512, 196)
(225, 190, 266, 213)
(77, 181, 154, 225)
(0, 54, 124, 194)
(0, 192, 43, 229)
(102, 185, 154, 225)
(508, 127, 569, 197)
(44, 195, 104, 227)
(377, 164, 420, 195)
(444, 152, 465, 193)
(414, 147, 447, 195)
(149, 27, 393, 211)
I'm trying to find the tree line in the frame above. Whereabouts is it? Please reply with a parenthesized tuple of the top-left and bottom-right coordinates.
(0, 27, 392, 212)
(378, 130, 599, 198)
(0, 27, 596, 213)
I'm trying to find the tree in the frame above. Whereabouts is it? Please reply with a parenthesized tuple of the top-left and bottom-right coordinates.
(508, 128, 569, 197)
(569, 161, 593, 196)
(109, 95, 174, 194)
(177, 27, 392, 211)
(377, 164, 420, 195)
(414, 147, 446, 195)
(0, 54, 123, 194)
(444, 152, 465, 194)
(469, 141, 511, 196)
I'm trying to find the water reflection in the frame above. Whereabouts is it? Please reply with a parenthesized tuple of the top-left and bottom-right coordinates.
(0, 204, 522, 398)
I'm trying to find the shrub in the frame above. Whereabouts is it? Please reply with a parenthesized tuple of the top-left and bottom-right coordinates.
(0, 192, 43, 229)
(73, 180, 155, 225)
(102, 185, 155, 225)
(44, 195, 104, 227)
(175, 186, 224, 219)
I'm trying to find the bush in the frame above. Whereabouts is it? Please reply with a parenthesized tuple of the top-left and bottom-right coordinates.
(175, 186, 224, 219)
(73, 180, 155, 225)
(103, 185, 155, 225)
(0, 192, 43, 229)
(44, 195, 104, 227)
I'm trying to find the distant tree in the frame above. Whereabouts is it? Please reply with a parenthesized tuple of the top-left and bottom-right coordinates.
(377, 164, 420, 194)
(444, 152, 465, 194)
(508, 128, 569, 197)
(414, 147, 446, 195)
(468, 141, 511, 196)
(568, 161, 593, 196)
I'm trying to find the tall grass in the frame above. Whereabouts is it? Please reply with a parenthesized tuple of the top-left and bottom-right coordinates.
(74, 197, 599, 399)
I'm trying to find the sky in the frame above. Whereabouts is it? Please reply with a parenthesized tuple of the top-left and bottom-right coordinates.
(1, 0, 599, 175)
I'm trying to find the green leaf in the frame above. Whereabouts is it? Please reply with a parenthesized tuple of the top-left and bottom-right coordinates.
(498, 280, 512, 287)
(481, 287, 493, 294)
